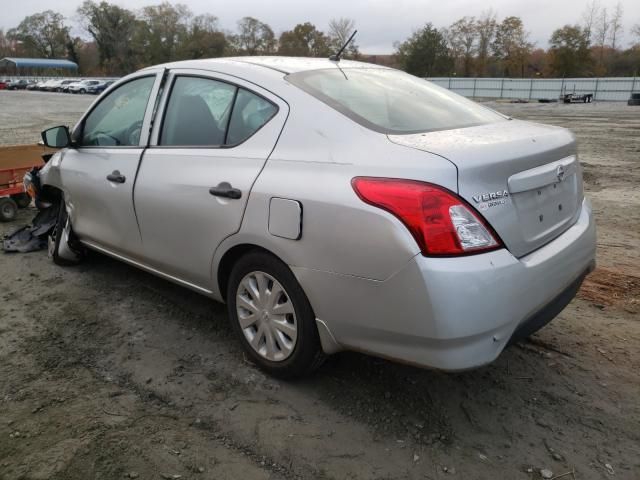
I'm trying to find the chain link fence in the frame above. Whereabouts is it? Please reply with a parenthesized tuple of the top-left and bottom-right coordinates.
(426, 77, 639, 101)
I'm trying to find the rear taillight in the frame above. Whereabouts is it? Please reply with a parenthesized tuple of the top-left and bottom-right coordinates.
(352, 177, 502, 256)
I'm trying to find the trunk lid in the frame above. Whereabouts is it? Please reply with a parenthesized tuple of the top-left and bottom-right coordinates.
(388, 119, 583, 258)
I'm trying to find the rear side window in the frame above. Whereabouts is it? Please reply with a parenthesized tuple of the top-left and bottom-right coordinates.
(161, 77, 236, 146)
(286, 68, 505, 134)
(160, 76, 277, 147)
(226, 89, 278, 145)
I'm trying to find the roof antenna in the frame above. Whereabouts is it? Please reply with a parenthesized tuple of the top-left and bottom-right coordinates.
(329, 30, 357, 62)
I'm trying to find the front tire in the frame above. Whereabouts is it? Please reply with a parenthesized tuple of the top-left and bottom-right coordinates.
(227, 251, 325, 379)
(48, 202, 84, 266)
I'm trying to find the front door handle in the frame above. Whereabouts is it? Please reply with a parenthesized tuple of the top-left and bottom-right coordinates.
(106, 170, 126, 183)
(209, 182, 242, 199)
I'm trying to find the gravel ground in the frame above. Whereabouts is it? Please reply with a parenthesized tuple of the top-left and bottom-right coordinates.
(0, 90, 93, 146)
(0, 92, 639, 480)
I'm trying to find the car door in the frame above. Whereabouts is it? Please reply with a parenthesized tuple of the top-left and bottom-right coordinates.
(133, 69, 288, 289)
(60, 71, 163, 256)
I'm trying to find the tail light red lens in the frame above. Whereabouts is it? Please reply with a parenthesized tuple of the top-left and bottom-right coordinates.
(351, 177, 503, 256)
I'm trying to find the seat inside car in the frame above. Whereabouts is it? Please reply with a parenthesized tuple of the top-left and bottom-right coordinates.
(163, 95, 224, 146)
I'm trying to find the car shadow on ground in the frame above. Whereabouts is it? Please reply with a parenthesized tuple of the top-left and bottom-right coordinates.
(4, 240, 636, 479)
(80, 249, 603, 447)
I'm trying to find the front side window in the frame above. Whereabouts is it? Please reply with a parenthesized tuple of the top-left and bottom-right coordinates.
(160, 76, 278, 147)
(286, 68, 506, 134)
(81, 76, 155, 147)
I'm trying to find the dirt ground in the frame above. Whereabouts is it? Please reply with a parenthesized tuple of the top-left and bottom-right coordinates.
(0, 91, 639, 480)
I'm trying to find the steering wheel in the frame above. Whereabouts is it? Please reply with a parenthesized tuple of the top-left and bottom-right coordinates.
(93, 131, 121, 146)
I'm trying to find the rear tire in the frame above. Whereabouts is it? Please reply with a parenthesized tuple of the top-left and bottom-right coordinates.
(227, 251, 325, 379)
(0, 197, 18, 222)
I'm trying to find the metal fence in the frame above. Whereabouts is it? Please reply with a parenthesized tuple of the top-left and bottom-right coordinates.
(426, 77, 639, 102)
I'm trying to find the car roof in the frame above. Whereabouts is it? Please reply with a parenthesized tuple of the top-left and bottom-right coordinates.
(228, 56, 387, 73)
(135, 56, 393, 98)
(151, 56, 389, 75)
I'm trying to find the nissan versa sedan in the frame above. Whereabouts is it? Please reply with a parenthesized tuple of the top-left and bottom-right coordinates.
(36, 56, 596, 378)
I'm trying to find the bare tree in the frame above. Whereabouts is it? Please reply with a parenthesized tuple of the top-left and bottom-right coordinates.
(633, 24, 640, 45)
(581, 0, 600, 43)
(448, 17, 477, 76)
(328, 17, 358, 57)
(594, 7, 609, 49)
(593, 6, 610, 71)
(440, 27, 458, 67)
(475, 9, 497, 76)
(0, 29, 10, 57)
(608, 2, 624, 50)
(491, 16, 533, 78)
(328, 18, 354, 44)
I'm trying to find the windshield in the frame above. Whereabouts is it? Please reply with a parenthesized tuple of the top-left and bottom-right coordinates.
(286, 68, 505, 134)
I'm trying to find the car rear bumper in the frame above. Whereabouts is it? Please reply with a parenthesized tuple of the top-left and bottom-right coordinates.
(293, 197, 596, 371)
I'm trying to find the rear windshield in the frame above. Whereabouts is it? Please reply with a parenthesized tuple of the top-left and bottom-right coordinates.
(286, 68, 505, 134)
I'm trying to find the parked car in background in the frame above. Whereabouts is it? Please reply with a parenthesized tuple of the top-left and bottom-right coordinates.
(26, 81, 41, 91)
(7, 79, 30, 90)
(58, 78, 78, 93)
(44, 79, 74, 92)
(57, 79, 77, 93)
(63, 80, 82, 92)
(36, 57, 596, 378)
(37, 80, 56, 91)
(0, 79, 7, 90)
(68, 79, 100, 94)
(43, 79, 63, 92)
(87, 80, 115, 95)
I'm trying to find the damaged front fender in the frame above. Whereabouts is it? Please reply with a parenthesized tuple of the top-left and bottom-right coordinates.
(36, 150, 65, 197)
(3, 154, 65, 254)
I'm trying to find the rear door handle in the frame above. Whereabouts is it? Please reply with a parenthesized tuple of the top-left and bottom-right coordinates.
(106, 170, 126, 183)
(209, 182, 242, 199)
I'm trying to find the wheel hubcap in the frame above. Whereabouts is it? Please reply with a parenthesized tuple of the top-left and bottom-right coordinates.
(236, 271, 297, 362)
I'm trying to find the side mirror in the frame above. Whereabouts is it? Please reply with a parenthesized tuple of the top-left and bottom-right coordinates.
(41, 125, 71, 149)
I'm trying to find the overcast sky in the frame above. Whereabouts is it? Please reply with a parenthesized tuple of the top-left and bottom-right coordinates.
(2, 0, 639, 54)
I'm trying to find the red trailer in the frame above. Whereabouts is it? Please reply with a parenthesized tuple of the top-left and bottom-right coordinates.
(0, 166, 34, 221)
(0, 145, 47, 221)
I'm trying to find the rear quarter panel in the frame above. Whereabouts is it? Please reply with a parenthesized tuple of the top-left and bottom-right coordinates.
(211, 91, 458, 298)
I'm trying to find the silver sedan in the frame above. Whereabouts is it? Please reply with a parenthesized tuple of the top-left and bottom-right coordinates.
(37, 57, 596, 378)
